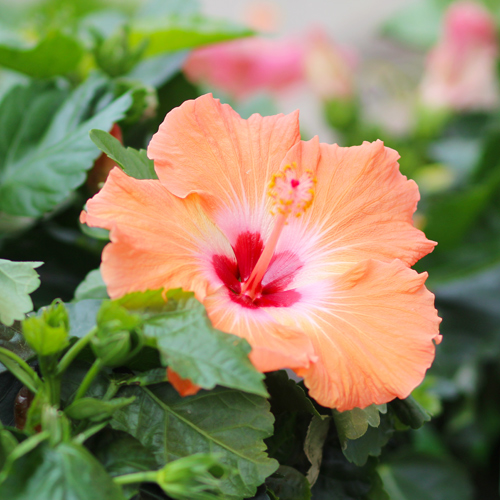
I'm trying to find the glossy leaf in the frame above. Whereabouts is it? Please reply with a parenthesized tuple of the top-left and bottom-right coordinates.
(0, 441, 126, 500)
(119, 289, 267, 397)
(0, 32, 84, 78)
(0, 75, 132, 216)
(111, 383, 278, 499)
(89, 129, 157, 180)
(92, 429, 159, 500)
(0, 259, 42, 326)
(265, 371, 323, 418)
(131, 16, 253, 56)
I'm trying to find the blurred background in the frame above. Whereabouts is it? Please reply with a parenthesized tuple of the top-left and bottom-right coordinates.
(1, 0, 500, 498)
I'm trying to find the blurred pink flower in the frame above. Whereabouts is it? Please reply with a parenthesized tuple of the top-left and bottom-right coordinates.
(183, 36, 305, 99)
(303, 29, 356, 101)
(420, 1, 499, 111)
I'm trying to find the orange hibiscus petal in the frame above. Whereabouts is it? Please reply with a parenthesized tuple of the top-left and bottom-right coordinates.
(280, 139, 436, 272)
(270, 259, 441, 411)
(147, 94, 301, 226)
(203, 287, 317, 373)
(167, 367, 201, 397)
(81, 167, 232, 300)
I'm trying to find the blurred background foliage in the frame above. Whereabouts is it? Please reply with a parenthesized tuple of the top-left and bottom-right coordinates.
(0, 0, 500, 498)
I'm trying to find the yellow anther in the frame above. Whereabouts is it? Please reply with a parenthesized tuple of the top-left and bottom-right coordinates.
(268, 163, 316, 218)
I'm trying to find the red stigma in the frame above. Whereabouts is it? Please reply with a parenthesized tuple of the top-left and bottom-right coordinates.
(291, 179, 300, 188)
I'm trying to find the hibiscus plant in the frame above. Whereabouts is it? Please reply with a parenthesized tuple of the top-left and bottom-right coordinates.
(1, 0, 500, 499)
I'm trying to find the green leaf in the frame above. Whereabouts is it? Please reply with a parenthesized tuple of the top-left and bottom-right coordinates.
(92, 429, 159, 500)
(0, 259, 42, 326)
(0, 75, 132, 216)
(126, 51, 188, 88)
(119, 289, 267, 397)
(0, 32, 84, 78)
(312, 448, 384, 500)
(390, 396, 432, 429)
(131, 16, 253, 56)
(89, 128, 157, 179)
(304, 415, 330, 486)
(65, 396, 136, 422)
(94, 428, 159, 475)
(74, 268, 109, 301)
(265, 371, 323, 417)
(341, 414, 394, 466)
(378, 454, 473, 500)
(332, 404, 387, 443)
(266, 466, 311, 500)
(423, 182, 497, 251)
(0, 441, 127, 500)
(0, 427, 18, 470)
(65, 299, 103, 339)
(111, 384, 278, 499)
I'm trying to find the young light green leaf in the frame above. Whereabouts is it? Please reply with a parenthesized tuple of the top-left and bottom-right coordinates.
(0, 259, 42, 326)
(130, 16, 253, 56)
(89, 129, 157, 180)
(0, 441, 127, 500)
(111, 384, 278, 500)
(0, 75, 132, 216)
(74, 268, 109, 301)
(0, 32, 84, 78)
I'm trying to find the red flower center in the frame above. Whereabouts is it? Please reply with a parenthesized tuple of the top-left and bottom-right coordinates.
(212, 231, 302, 308)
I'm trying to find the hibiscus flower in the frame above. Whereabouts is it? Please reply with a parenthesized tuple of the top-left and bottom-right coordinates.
(81, 94, 441, 411)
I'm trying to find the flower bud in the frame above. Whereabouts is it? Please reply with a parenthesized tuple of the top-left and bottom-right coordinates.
(92, 26, 146, 78)
(91, 301, 143, 367)
(156, 454, 225, 500)
(22, 300, 69, 357)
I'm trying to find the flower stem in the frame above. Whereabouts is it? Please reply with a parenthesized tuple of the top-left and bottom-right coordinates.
(72, 358, 104, 402)
(56, 327, 98, 376)
(113, 470, 158, 485)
